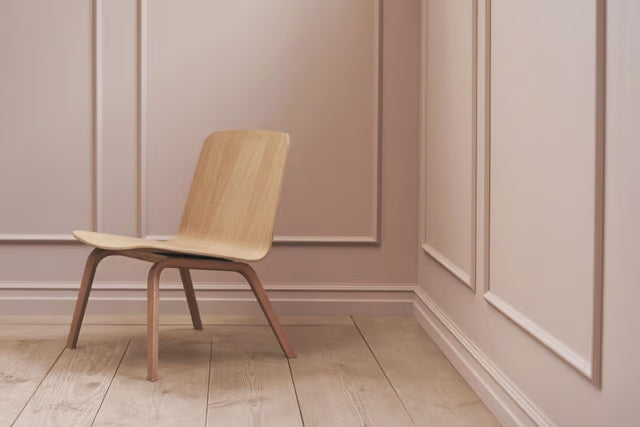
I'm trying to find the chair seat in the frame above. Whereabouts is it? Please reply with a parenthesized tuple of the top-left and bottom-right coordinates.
(73, 230, 266, 262)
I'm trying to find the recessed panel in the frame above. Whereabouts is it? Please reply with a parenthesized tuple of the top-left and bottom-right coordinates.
(490, 0, 597, 360)
(0, 0, 94, 234)
(146, 0, 378, 239)
(424, 0, 474, 276)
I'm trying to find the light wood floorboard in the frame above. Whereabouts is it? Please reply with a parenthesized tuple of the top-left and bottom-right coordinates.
(353, 316, 500, 427)
(93, 339, 211, 426)
(0, 340, 65, 426)
(287, 324, 415, 427)
(12, 340, 128, 427)
(207, 326, 302, 427)
(0, 324, 146, 342)
(0, 316, 500, 427)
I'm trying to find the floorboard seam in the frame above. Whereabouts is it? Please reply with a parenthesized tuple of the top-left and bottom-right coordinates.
(286, 355, 306, 427)
(350, 316, 418, 427)
(204, 340, 213, 427)
(89, 340, 131, 426)
(10, 341, 66, 426)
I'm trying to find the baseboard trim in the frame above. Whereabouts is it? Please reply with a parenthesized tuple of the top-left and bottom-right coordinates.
(0, 282, 416, 292)
(413, 288, 553, 427)
(0, 284, 414, 317)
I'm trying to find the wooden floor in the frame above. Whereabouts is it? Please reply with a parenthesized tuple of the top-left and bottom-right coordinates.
(0, 315, 499, 427)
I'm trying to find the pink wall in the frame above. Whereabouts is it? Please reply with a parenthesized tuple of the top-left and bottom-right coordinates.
(0, 1, 420, 292)
(416, 0, 640, 425)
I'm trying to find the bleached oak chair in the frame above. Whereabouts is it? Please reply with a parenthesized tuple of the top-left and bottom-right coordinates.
(66, 130, 296, 381)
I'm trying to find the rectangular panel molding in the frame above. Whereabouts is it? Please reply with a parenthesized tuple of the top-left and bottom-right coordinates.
(419, 0, 478, 290)
(137, 0, 382, 245)
(0, 0, 104, 242)
(484, 291, 591, 377)
(483, 0, 605, 386)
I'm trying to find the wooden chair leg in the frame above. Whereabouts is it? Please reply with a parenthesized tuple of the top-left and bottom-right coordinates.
(147, 263, 163, 381)
(179, 268, 202, 330)
(66, 248, 109, 348)
(240, 265, 296, 358)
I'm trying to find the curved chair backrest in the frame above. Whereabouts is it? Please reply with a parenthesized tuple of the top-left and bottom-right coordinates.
(176, 130, 289, 260)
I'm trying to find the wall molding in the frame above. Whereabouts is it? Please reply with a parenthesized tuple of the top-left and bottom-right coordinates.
(421, 243, 471, 286)
(418, 0, 478, 290)
(0, 235, 78, 242)
(413, 288, 553, 427)
(0, 284, 415, 318)
(144, 235, 378, 245)
(93, 0, 104, 234)
(137, 0, 382, 245)
(483, 0, 605, 386)
(136, 0, 147, 239)
(484, 291, 591, 377)
(0, 0, 104, 243)
(0, 282, 416, 293)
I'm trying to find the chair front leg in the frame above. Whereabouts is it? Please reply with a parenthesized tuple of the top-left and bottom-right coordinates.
(146, 262, 164, 381)
(240, 264, 296, 358)
(179, 268, 202, 330)
(66, 248, 110, 348)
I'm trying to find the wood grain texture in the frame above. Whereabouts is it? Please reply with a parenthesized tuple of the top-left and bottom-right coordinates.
(0, 324, 147, 341)
(73, 130, 289, 262)
(287, 324, 414, 427)
(239, 264, 296, 358)
(67, 248, 110, 348)
(353, 316, 499, 427)
(207, 326, 302, 427)
(0, 320, 503, 426)
(13, 340, 128, 427)
(0, 340, 65, 426)
(93, 338, 211, 427)
(147, 262, 161, 381)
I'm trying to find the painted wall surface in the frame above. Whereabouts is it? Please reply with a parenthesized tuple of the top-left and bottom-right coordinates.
(418, 0, 640, 425)
(3, 0, 640, 424)
(0, 0, 419, 297)
(422, 0, 475, 288)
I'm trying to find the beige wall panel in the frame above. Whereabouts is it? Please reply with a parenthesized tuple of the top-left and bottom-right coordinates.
(423, 0, 474, 280)
(0, 0, 419, 287)
(145, 0, 379, 239)
(489, 0, 597, 360)
(101, 0, 138, 236)
(0, 0, 94, 234)
(418, 2, 640, 424)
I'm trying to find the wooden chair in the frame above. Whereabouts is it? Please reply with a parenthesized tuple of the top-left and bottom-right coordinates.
(66, 130, 296, 381)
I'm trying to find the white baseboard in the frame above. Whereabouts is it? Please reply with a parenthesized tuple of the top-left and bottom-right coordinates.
(413, 288, 553, 427)
(0, 283, 414, 317)
(0, 281, 417, 292)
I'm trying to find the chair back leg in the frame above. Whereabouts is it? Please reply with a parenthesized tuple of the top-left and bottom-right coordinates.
(179, 268, 203, 330)
(66, 248, 110, 348)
